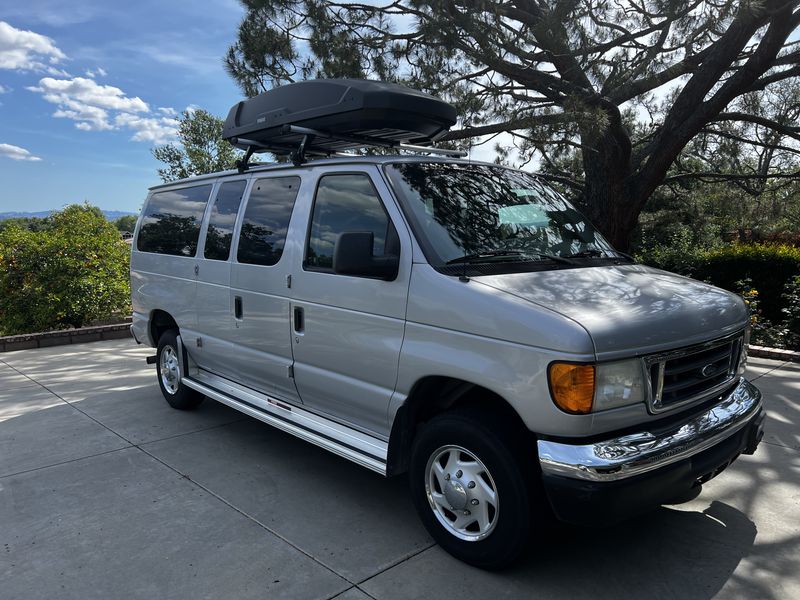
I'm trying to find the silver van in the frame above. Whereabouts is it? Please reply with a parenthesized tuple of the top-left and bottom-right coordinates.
(130, 81, 764, 568)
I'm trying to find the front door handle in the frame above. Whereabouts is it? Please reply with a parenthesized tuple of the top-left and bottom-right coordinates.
(234, 296, 243, 320)
(293, 306, 304, 333)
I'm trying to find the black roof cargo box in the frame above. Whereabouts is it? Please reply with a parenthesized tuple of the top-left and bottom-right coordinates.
(222, 79, 458, 156)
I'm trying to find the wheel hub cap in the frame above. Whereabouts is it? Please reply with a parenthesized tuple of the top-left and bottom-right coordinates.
(444, 479, 468, 510)
(160, 345, 180, 395)
(425, 445, 499, 542)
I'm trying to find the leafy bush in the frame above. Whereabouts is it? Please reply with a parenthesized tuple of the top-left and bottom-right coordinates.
(0, 204, 131, 335)
(780, 276, 800, 349)
(639, 242, 800, 325)
(634, 228, 708, 277)
(737, 280, 792, 348)
(697, 244, 800, 324)
(114, 215, 138, 232)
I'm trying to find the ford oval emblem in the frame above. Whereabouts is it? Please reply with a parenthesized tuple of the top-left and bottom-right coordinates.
(701, 364, 716, 377)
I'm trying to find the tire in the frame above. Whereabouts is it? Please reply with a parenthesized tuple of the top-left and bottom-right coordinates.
(409, 408, 542, 569)
(156, 329, 204, 410)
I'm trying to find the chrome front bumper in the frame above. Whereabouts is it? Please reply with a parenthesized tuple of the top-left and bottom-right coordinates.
(538, 378, 763, 482)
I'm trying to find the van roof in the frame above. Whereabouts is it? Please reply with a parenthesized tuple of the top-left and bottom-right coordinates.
(148, 154, 499, 191)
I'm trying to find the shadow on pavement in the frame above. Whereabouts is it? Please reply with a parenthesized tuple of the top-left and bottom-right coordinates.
(1, 344, 799, 599)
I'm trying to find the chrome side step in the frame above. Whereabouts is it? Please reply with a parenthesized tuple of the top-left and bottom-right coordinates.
(181, 370, 388, 475)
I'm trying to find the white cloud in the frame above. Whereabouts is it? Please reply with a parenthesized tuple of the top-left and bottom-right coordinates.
(1, 3, 104, 28)
(27, 75, 178, 144)
(84, 66, 108, 78)
(114, 113, 178, 144)
(52, 100, 113, 131)
(0, 143, 42, 161)
(28, 76, 148, 113)
(0, 84, 10, 93)
(0, 21, 67, 73)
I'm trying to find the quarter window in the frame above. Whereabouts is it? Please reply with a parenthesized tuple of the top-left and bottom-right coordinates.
(306, 174, 391, 270)
(137, 184, 212, 256)
(204, 180, 246, 261)
(237, 177, 300, 266)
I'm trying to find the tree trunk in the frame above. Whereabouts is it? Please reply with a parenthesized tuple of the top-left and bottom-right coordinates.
(577, 110, 636, 251)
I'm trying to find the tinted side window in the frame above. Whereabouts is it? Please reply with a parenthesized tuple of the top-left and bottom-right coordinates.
(237, 177, 300, 266)
(137, 184, 212, 256)
(306, 174, 390, 270)
(204, 180, 246, 261)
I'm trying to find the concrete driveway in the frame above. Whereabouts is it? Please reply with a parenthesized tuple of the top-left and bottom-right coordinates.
(1, 339, 798, 599)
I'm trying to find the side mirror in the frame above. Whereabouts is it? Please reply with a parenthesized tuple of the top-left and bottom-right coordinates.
(333, 232, 399, 280)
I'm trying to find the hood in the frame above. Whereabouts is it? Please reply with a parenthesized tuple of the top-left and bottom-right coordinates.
(474, 264, 748, 360)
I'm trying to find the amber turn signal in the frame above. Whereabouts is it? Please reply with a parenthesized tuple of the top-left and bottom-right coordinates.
(548, 363, 596, 414)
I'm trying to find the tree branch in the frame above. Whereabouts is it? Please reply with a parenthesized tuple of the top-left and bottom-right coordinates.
(439, 113, 572, 141)
(664, 170, 800, 184)
(713, 111, 800, 142)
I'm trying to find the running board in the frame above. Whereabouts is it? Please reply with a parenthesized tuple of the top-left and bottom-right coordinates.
(181, 370, 388, 475)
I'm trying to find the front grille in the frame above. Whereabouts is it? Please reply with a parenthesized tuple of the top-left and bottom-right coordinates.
(647, 334, 743, 413)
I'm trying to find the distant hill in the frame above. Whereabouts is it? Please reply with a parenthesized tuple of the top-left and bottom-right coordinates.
(0, 210, 137, 221)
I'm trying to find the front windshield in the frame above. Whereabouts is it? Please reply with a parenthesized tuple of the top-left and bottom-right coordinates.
(385, 162, 616, 264)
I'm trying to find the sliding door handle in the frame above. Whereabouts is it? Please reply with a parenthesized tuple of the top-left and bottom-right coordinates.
(293, 306, 304, 333)
(234, 296, 243, 320)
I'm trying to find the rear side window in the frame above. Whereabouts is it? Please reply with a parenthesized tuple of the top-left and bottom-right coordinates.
(306, 174, 390, 270)
(137, 184, 212, 256)
(204, 180, 247, 261)
(237, 177, 300, 266)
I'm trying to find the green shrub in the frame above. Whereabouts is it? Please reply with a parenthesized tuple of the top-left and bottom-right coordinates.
(635, 228, 708, 277)
(640, 243, 800, 326)
(737, 280, 793, 348)
(0, 204, 131, 335)
(780, 276, 800, 349)
(696, 244, 800, 323)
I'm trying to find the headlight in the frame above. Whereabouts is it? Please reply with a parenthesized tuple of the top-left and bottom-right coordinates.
(549, 359, 645, 414)
(594, 359, 646, 411)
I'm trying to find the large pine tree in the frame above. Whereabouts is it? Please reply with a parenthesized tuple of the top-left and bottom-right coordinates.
(224, 1, 800, 249)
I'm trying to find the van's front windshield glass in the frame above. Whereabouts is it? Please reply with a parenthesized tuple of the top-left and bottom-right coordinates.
(385, 162, 617, 265)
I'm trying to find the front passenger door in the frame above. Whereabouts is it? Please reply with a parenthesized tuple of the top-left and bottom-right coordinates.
(289, 169, 411, 438)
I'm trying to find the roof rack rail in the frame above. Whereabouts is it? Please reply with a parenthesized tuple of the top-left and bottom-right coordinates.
(234, 125, 466, 172)
(223, 79, 463, 172)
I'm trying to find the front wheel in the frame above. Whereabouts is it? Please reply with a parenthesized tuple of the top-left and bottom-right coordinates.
(156, 329, 204, 410)
(409, 409, 542, 569)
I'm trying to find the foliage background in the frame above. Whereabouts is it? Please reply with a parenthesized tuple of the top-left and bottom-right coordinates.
(0, 205, 131, 336)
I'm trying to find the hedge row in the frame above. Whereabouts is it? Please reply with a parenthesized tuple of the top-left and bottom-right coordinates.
(639, 243, 800, 323)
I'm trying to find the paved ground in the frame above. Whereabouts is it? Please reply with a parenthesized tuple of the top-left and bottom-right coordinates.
(1, 339, 798, 600)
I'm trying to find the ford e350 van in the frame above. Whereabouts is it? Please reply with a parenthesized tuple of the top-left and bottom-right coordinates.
(130, 80, 765, 568)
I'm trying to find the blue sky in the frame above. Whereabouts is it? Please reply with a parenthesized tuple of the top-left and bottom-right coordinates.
(0, 0, 246, 214)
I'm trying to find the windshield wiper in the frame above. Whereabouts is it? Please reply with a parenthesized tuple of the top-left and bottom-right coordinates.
(563, 249, 635, 262)
(445, 250, 591, 267)
(446, 250, 525, 265)
(535, 253, 577, 265)
(563, 249, 605, 259)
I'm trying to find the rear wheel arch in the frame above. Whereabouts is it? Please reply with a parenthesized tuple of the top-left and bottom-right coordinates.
(149, 309, 179, 346)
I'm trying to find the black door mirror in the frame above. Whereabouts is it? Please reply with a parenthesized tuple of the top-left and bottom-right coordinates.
(333, 232, 399, 280)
